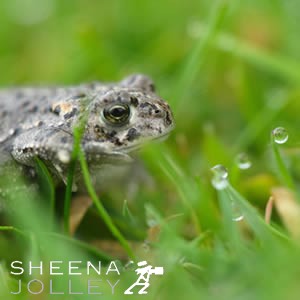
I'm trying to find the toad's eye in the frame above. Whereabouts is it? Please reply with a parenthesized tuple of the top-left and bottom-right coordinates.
(103, 104, 130, 126)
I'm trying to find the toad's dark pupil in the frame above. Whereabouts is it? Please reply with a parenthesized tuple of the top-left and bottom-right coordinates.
(103, 104, 130, 125)
(110, 107, 126, 118)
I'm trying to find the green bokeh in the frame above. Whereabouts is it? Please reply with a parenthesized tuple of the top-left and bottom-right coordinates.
(2, 0, 300, 299)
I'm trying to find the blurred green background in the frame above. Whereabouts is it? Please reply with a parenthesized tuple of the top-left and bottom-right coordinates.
(1, 0, 300, 164)
(2, 0, 300, 299)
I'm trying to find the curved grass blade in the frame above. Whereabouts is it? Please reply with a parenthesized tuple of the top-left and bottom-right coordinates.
(227, 184, 290, 242)
(78, 148, 135, 260)
(271, 135, 295, 190)
(34, 158, 56, 226)
(174, 0, 231, 111)
(48, 232, 113, 262)
(63, 110, 87, 234)
(142, 144, 202, 234)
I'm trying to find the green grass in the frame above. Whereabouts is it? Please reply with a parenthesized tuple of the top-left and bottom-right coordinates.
(1, 0, 300, 299)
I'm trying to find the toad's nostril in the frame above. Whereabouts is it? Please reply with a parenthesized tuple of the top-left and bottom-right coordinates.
(164, 111, 173, 126)
(153, 107, 166, 118)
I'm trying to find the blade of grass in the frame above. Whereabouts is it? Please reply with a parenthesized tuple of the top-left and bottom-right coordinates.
(233, 94, 290, 150)
(271, 135, 295, 190)
(0, 264, 9, 295)
(143, 144, 202, 234)
(64, 107, 88, 234)
(0, 226, 26, 236)
(227, 184, 290, 242)
(0, 226, 111, 261)
(48, 232, 113, 261)
(174, 0, 231, 111)
(161, 156, 202, 234)
(62, 96, 134, 258)
(197, 25, 300, 84)
(34, 158, 55, 227)
(216, 187, 242, 250)
(63, 159, 77, 234)
(122, 199, 135, 222)
(78, 148, 135, 260)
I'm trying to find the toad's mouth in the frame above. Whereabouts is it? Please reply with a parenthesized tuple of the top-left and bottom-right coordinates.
(82, 119, 175, 163)
(121, 120, 175, 152)
(116, 130, 172, 153)
(82, 129, 173, 163)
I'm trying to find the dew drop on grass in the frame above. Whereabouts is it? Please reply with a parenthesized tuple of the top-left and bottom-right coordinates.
(210, 164, 228, 190)
(211, 164, 228, 178)
(235, 153, 252, 170)
(231, 201, 244, 222)
(272, 127, 288, 144)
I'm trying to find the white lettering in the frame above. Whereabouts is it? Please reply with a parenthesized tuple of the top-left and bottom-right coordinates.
(10, 261, 24, 275)
(106, 261, 120, 275)
(50, 261, 63, 275)
(69, 280, 83, 294)
(49, 279, 64, 294)
(87, 261, 101, 275)
(87, 280, 102, 294)
(107, 279, 120, 294)
(69, 261, 82, 275)
(10, 279, 21, 294)
(29, 261, 43, 275)
(27, 279, 44, 294)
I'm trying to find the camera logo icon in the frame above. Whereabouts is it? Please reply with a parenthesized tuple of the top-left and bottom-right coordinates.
(124, 261, 164, 295)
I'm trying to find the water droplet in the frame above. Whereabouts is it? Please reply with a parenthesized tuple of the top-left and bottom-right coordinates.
(210, 164, 228, 190)
(272, 127, 288, 144)
(231, 201, 244, 222)
(235, 153, 252, 170)
(124, 261, 135, 270)
(211, 164, 228, 178)
(57, 150, 71, 164)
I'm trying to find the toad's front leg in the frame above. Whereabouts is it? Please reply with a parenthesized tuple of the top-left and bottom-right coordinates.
(11, 126, 74, 184)
(10, 126, 132, 189)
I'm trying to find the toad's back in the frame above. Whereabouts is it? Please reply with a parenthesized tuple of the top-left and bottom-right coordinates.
(0, 85, 97, 145)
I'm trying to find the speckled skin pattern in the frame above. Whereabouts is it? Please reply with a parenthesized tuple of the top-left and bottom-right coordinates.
(0, 74, 174, 188)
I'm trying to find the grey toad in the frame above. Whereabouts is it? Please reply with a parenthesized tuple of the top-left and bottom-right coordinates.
(0, 74, 174, 190)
